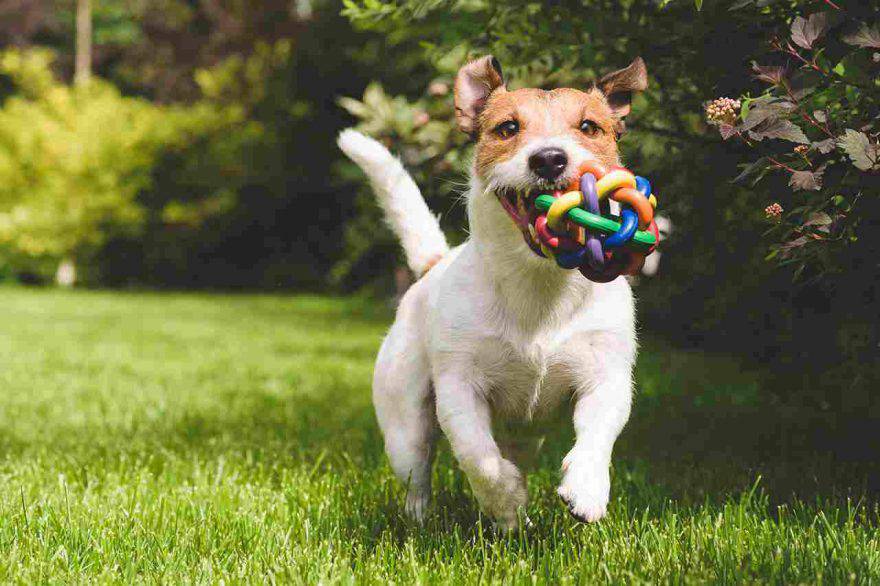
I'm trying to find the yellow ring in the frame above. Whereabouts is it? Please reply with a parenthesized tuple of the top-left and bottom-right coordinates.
(649, 194, 658, 209)
(547, 191, 584, 232)
(596, 169, 637, 199)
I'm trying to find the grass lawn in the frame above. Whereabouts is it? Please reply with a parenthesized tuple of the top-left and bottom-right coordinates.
(0, 287, 877, 582)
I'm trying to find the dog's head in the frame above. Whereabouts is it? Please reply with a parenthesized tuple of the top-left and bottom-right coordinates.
(455, 56, 648, 255)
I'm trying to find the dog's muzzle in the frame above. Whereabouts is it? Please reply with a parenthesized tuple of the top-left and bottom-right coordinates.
(495, 187, 560, 256)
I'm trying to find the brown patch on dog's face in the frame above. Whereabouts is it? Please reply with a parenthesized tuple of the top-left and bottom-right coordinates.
(474, 87, 621, 179)
(453, 56, 648, 252)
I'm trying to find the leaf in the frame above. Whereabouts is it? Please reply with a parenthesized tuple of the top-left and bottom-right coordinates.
(733, 157, 768, 184)
(780, 235, 811, 250)
(802, 211, 832, 229)
(739, 111, 774, 133)
(837, 129, 880, 171)
(791, 13, 829, 50)
(843, 23, 880, 49)
(789, 169, 823, 191)
(750, 119, 809, 144)
(738, 100, 794, 132)
(336, 96, 370, 118)
(694, 0, 703, 10)
(752, 63, 785, 84)
(778, 237, 812, 261)
(812, 110, 827, 123)
(719, 124, 738, 140)
(812, 138, 835, 154)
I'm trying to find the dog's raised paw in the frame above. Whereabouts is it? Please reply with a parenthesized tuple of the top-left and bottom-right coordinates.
(557, 454, 611, 523)
(558, 486, 608, 523)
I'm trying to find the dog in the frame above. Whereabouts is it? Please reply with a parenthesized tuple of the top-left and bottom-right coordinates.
(338, 55, 648, 529)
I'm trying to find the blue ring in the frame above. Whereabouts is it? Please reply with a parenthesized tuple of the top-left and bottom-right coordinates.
(635, 176, 651, 198)
(555, 247, 588, 270)
(605, 208, 639, 248)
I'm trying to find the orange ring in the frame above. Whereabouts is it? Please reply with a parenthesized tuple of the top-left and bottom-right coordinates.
(566, 161, 608, 191)
(570, 222, 586, 245)
(611, 187, 654, 229)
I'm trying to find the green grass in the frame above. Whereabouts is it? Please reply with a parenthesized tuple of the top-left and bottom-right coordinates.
(0, 287, 877, 583)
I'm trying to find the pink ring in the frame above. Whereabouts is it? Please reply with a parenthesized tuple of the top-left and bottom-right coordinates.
(534, 215, 580, 251)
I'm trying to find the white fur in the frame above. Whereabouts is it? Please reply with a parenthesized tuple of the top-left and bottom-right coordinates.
(641, 215, 673, 277)
(485, 135, 592, 194)
(339, 129, 636, 530)
(337, 129, 449, 275)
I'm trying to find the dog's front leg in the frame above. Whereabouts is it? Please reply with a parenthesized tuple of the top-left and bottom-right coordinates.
(434, 370, 528, 530)
(558, 357, 633, 522)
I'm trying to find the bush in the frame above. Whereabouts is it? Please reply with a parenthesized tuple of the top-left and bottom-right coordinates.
(0, 48, 250, 282)
(706, 3, 879, 281)
(338, 0, 880, 384)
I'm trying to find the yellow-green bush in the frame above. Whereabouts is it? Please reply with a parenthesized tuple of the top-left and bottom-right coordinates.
(0, 48, 249, 277)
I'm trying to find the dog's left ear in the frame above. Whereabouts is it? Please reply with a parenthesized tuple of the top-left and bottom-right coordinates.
(598, 57, 648, 127)
(454, 55, 505, 137)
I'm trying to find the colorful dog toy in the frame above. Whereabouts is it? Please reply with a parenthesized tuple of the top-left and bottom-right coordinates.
(529, 162, 659, 283)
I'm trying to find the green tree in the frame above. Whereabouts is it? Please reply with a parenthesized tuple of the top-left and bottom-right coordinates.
(0, 48, 250, 281)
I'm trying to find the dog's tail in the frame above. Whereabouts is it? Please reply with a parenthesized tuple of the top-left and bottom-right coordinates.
(337, 129, 448, 276)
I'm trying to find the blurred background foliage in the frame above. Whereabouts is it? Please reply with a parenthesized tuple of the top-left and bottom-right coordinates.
(0, 0, 876, 396)
(339, 0, 880, 402)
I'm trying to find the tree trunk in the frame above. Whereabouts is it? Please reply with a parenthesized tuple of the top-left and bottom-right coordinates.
(75, 0, 92, 86)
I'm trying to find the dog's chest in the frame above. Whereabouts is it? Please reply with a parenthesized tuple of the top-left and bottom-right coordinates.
(472, 334, 574, 421)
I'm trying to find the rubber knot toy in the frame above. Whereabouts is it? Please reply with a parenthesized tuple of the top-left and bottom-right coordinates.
(529, 162, 659, 283)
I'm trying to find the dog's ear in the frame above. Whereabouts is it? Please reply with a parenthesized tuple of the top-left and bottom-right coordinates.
(597, 57, 648, 122)
(454, 55, 505, 137)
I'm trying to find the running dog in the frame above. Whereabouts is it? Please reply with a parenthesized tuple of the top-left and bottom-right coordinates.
(338, 55, 648, 529)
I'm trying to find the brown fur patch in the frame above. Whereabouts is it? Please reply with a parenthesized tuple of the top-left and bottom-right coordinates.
(474, 87, 621, 178)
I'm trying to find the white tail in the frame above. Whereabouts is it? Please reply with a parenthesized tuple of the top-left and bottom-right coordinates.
(337, 129, 449, 275)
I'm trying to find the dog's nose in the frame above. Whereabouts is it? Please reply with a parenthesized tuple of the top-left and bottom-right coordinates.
(528, 148, 568, 181)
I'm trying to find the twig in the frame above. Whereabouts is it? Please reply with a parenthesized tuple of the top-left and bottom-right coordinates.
(768, 156, 798, 173)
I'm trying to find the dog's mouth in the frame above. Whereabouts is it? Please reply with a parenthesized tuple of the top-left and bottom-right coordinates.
(495, 186, 560, 255)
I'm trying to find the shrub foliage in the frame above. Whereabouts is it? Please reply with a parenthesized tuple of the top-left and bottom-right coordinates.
(0, 48, 251, 278)
(339, 0, 879, 376)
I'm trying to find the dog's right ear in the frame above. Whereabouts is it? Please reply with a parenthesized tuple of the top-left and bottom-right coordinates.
(454, 55, 505, 137)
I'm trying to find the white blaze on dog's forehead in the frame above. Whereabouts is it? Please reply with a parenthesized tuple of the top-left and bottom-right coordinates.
(486, 135, 598, 191)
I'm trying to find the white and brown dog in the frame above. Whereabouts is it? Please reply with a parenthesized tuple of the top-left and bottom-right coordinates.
(338, 55, 649, 529)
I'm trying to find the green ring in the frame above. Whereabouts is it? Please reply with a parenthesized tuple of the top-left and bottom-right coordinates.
(534, 194, 656, 250)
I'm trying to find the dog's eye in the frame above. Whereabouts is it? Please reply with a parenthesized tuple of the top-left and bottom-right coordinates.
(494, 120, 519, 139)
(579, 119, 602, 137)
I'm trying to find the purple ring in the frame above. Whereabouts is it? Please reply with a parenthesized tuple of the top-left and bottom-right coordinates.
(579, 173, 605, 268)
